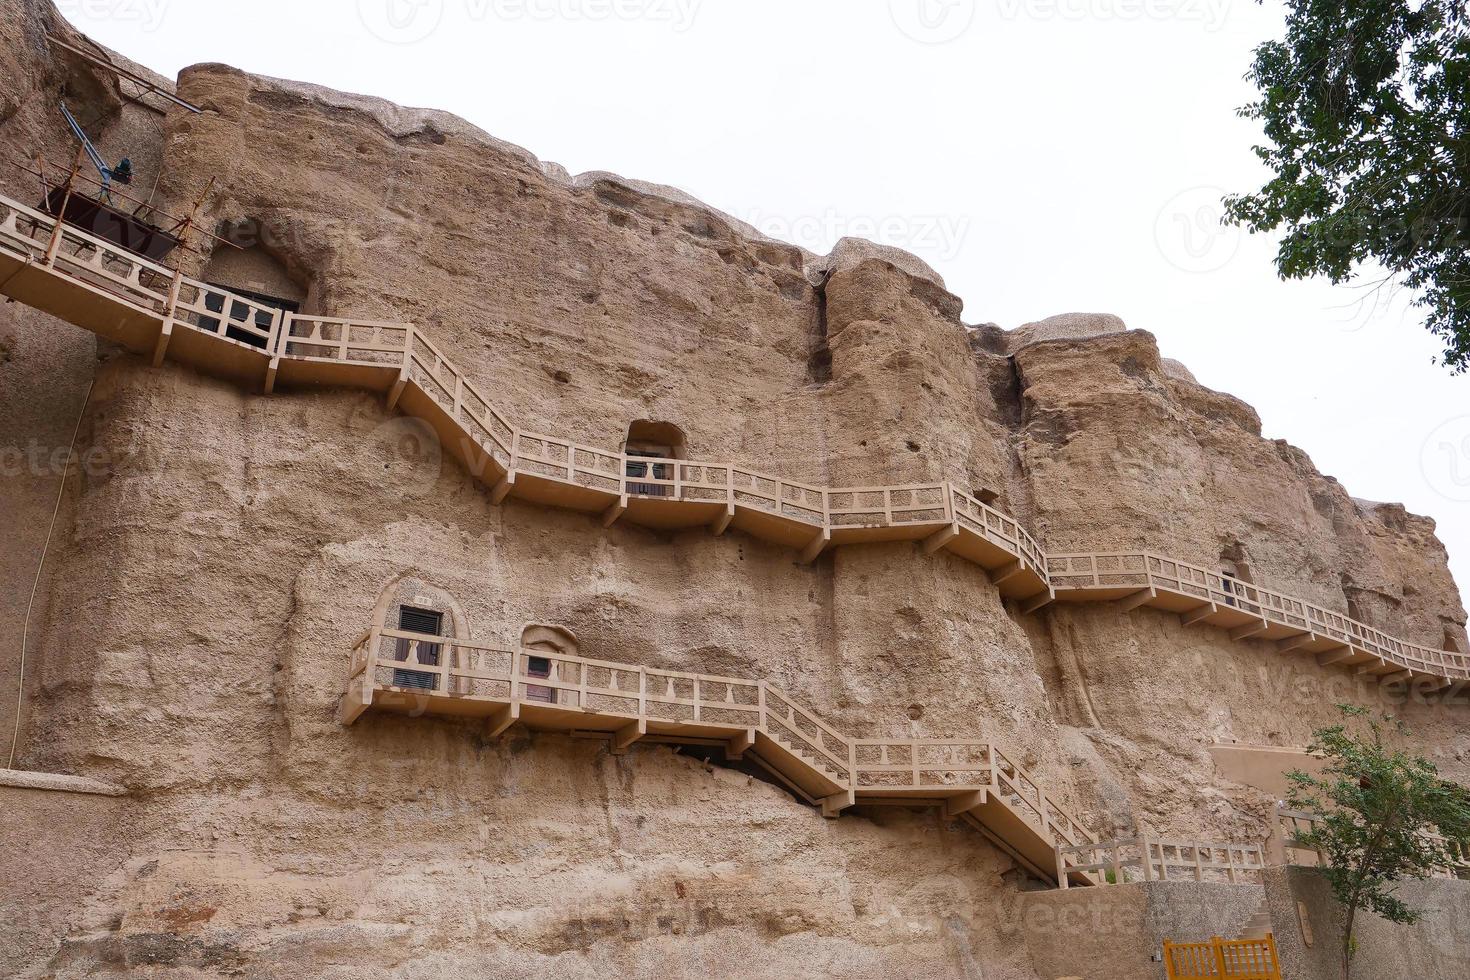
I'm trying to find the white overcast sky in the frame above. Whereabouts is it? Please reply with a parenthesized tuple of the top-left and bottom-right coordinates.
(59, 0, 1470, 608)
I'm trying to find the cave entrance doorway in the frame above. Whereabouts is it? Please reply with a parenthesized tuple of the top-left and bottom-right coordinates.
(623, 421, 686, 497)
(1220, 550, 1254, 608)
(197, 238, 308, 348)
(393, 606, 443, 690)
(521, 625, 578, 705)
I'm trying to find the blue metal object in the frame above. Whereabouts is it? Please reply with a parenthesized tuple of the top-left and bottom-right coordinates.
(59, 101, 130, 200)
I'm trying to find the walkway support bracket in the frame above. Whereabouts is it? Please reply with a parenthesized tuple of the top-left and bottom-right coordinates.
(490, 472, 515, 506)
(485, 702, 519, 739)
(602, 496, 628, 528)
(991, 560, 1024, 587)
(799, 529, 830, 565)
(710, 503, 734, 537)
(943, 790, 985, 818)
(821, 789, 855, 819)
(1230, 619, 1270, 641)
(726, 728, 754, 760)
(1119, 588, 1156, 613)
(1276, 633, 1316, 654)
(1181, 603, 1218, 627)
(923, 522, 959, 555)
(611, 718, 646, 756)
(1021, 589, 1055, 615)
(1317, 648, 1354, 667)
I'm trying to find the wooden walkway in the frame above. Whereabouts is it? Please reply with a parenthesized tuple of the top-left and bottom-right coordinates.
(2, 191, 1458, 687)
(340, 621, 1098, 885)
(3, 190, 1466, 884)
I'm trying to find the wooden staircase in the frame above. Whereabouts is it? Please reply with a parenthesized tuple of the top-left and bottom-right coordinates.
(339, 623, 1100, 886)
(3, 191, 1466, 886)
(0, 191, 1459, 690)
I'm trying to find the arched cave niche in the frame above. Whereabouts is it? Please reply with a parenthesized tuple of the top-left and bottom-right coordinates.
(622, 420, 687, 496)
(198, 221, 310, 348)
(1445, 627, 1464, 655)
(520, 624, 579, 705)
(371, 576, 469, 693)
(1219, 542, 1255, 605)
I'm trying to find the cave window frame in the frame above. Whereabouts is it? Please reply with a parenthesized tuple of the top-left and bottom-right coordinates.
(623, 420, 687, 498)
(392, 605, 444, 691)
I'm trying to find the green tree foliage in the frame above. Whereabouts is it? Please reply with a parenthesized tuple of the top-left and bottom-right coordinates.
(1287, 705, 1470, 979)
(1226, 0, 1470, 371)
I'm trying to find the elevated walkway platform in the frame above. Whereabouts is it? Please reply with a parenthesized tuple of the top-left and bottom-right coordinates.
(3, 191, 1456, 687)
(339, 622, 1099, 886)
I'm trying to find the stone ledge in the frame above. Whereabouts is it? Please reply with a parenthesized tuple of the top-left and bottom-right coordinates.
(0, 768, 127, 797)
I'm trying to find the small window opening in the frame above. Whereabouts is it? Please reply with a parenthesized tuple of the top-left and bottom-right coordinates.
(972, 488, 1000, 506)
(1220, 545, 1254, 607)
(624, 420, 687, 498)
(393, 605, 443, 691)
(521, 624, 577, 705)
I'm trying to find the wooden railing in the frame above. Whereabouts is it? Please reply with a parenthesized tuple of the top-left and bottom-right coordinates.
(1276, 805, 1470, 879)
(3, 188, 1465, 693)
(1164, 936, 1280, 980)
(1055, 836, 1267, 888)
(1048, 552, 1469, 680)
(347, 618, 1096, 853)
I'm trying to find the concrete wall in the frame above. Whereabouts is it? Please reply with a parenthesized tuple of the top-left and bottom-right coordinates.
(1020, 881, 1264, 980)
(1265, 866, 1470, 980)
(1207, 744, 1331, 801)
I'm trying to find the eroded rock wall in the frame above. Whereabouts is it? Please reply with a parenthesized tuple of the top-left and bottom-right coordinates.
(1, 3, 1466, 976)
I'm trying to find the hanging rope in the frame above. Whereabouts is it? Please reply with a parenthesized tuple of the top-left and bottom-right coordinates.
(8, 380, 94, 770)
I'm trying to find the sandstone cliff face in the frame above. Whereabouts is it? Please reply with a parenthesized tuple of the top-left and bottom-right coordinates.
(1, 3, 1466, 976)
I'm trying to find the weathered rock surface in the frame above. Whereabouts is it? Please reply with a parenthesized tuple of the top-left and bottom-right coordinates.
(1, 2, 1466, 976)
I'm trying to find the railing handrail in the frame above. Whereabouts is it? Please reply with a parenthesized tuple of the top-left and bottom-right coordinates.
(1, 184, 1464, 687)
(360, 614, 1089, 847)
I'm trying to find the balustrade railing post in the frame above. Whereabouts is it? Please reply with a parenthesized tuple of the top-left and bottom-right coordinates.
(508, 649, 521, 709)
(388, 324, 413, 412)
(272, 310, 292, 357)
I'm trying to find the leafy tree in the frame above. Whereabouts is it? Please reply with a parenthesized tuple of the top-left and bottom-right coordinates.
(1225, 0, 1470, 371)
(1286, 705, 1470, 980)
